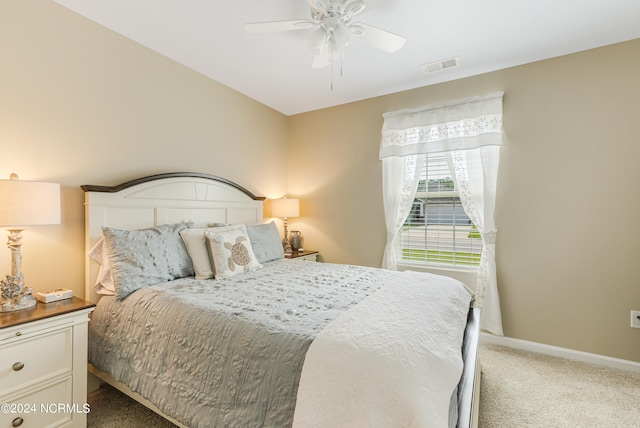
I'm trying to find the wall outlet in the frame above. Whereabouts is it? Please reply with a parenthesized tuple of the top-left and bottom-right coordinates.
(631, 311, 640, 328)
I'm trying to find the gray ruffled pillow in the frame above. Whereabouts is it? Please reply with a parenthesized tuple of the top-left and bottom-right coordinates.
(246, 221, 285, 263)
(102, 222, 194, 299)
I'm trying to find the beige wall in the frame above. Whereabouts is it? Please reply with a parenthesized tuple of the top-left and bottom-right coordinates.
(2, 1, 639, 362)
(288, 39, 640, 362)
(0, 1, 289, 299)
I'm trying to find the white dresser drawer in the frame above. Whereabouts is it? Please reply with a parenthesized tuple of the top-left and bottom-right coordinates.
(0, 376, 73, 428)
(0, 316, 71, 344)
(0, 328, 72, 399)
(294, 254, 317, 261)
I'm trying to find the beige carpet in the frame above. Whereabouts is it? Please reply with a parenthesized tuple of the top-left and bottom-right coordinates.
(87, 385, 178, 427)
(87, 343, 640, 427)
(479, 343, 640, 427)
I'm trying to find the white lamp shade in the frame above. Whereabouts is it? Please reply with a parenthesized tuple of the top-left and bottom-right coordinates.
(271, 198, 300, 218)
(0, 178, 61, 226)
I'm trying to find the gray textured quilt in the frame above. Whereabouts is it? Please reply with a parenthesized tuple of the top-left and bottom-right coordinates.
(89, 260, 402, 427)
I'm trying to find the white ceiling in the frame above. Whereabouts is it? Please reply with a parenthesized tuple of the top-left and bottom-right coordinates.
(54, 0, 640, 116)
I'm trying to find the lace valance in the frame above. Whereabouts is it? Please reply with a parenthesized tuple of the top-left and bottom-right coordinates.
(379, 92, 504, 158)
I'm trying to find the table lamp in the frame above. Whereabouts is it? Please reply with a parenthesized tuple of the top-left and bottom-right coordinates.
(271, 198, 299, 253)
(0, 174, 60, 312)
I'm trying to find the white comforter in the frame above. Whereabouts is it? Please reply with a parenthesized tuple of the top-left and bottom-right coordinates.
(293, 271, 472, 428)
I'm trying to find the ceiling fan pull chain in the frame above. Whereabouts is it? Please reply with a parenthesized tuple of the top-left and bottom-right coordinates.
(330, 42, 334, 91)
(329, 47, 333, 92)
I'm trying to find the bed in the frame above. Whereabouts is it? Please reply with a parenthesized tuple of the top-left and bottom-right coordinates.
(82, 172, 481, 428)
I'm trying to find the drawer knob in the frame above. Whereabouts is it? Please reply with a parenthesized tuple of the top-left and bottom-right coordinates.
(12, 417, 24, 427)
(12, 362, 25, 371)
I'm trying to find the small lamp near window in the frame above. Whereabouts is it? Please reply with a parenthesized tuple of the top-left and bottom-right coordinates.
(0, 174, 60, 312)
(271, 198, 299, 253)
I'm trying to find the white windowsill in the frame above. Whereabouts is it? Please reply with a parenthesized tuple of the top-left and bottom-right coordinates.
(397, 262, 479, 291)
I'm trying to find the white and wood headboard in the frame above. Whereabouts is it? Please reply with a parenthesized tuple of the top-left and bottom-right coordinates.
(82, 172, 265, 303)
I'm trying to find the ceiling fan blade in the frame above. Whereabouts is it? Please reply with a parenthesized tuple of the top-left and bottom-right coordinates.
(352, 22, 406, 53)
(244, 20, 314, 33)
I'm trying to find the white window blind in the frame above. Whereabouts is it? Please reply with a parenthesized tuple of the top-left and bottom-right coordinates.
(396, 153, 483, 267)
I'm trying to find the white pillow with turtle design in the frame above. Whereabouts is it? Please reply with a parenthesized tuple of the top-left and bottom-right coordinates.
(204, 224, 263, 279)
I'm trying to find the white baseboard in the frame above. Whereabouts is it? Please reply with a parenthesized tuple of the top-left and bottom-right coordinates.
(481, 332, 640, 375)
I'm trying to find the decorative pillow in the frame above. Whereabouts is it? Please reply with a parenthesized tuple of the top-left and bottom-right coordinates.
(102, 222, 194, 299)
(179, 228, 219, 280)
(204, 224, 262, 279)
(246, 221, 284, 263)
(87, 238, 116, 296)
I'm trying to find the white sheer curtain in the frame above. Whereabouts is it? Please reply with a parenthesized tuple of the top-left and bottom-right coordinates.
(380, 92, 505, 335)
(445, 147, 503, 335)
(381, 154, 425, 270)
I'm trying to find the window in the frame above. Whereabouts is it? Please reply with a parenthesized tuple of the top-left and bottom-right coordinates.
(380, 92, 504, 334)
(396, 153, 482, 267)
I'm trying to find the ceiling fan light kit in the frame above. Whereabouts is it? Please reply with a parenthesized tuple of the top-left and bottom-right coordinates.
(244, 0, 406, 78)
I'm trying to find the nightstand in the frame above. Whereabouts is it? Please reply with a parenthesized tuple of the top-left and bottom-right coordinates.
(285, 250, 319, 262)
(0, 297, 95, 428)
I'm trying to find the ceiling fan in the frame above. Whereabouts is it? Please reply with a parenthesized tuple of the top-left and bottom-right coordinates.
(244, 0, 406, 69)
